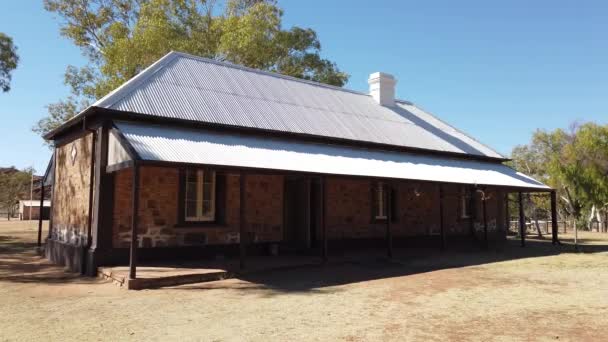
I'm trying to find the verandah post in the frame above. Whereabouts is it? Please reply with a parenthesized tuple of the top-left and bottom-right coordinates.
(129, 164, 140, 280)
(505, 192, 510, 233)
(386, 182, 393, 258)
(482, 190, 488, 249)
(518, 192, 525, 247)
(469, 186, 476, 238)
(240, 171, 247, 270)
(550, 190, 559, 245)
(321, 176, 327, 262)
(439, 185, 445, 251)
(37, 182, 45, 247)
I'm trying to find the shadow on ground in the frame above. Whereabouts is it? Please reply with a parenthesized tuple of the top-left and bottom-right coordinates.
(2, 226, 607, 291)
(0, 234, 99, 285)
(172, 237, 608, 294)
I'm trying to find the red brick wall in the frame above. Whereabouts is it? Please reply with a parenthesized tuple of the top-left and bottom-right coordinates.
(112, 167, 283, 248)
(111, 166, 507, 248)
(20, 206, 46, 220)
(325, 179, 489, 239)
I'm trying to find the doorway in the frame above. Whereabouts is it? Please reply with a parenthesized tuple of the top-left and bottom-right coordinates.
(283, 176, 321, 252)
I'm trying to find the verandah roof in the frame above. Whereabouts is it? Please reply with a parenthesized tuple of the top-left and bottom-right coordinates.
(110, 121, 550, 191)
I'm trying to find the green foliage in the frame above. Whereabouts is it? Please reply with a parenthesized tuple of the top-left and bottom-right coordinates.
(0, 32, 19, 92)
(32, 96, 90, 139)
(0, 168, 33, 217)
(35, 0, 349, 137)
(511, 122, 608, 227)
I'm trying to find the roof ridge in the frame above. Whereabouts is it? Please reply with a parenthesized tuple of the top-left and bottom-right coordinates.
(169, 51, 369, 96)
(155, 77, 416, 125)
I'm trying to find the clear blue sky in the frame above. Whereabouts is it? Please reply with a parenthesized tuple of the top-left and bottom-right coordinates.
(1, 0, 606, 173)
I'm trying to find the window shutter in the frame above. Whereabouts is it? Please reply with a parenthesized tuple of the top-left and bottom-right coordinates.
(215, 173, 226, 224)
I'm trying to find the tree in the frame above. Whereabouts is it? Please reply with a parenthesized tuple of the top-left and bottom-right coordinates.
(0, 168, 33, 220)
(563, 123, 608, 231)
(34, 0, 349, 137)
(0, 32, 19, 92)
(510, 144, 552, 237)
(511, 122, 608, 248)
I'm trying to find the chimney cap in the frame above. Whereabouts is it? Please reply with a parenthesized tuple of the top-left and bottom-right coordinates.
(368, 72, 396, 82)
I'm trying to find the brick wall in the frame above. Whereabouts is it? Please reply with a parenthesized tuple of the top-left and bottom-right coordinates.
(326, 178, 505, 239)
(112, 167, 283, 248)
(51, 133, 93, 246)
(324, 179, 496, 240)
(111, 166, 507, 248)
(20, 206, 48, 220)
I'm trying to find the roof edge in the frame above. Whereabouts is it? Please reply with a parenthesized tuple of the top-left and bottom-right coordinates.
(102, 107, 511, 163)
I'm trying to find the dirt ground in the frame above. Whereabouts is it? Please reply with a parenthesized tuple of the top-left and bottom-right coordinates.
(1, 221, 607, 341)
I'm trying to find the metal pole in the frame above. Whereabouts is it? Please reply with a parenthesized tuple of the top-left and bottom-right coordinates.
(129, 164, 140, 280)
(240, 171, 247, 270)
(518, 192, 525, 247)
(29, 169, 34, 221)
(550, 191, 559, 245)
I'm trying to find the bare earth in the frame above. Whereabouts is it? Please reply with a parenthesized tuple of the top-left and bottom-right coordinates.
(1, 221, 607, 342)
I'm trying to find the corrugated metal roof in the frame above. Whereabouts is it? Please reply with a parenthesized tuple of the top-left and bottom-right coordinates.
(94, 51, 504, 159)
(115, 122, 548, 190)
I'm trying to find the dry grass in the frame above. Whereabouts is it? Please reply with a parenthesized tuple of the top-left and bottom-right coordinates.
(1, 221, 607, 341)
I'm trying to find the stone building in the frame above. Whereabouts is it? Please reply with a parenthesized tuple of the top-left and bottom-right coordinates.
(41, 51, 556, 277)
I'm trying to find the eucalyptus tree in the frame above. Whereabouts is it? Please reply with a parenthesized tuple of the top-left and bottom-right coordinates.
(0, 32, 19, 92)
(35, 0, 349, 136)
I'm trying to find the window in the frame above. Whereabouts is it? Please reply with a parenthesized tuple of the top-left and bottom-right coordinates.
(374, 182, 388, 220)
(184, 169, 216, 222)
(461, 188, 472, 219)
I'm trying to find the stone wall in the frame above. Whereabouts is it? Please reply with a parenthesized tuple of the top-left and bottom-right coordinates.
(51, 133, 93, 246)
(112, 167, 283, 248)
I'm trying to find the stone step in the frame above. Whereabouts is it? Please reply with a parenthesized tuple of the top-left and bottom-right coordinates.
(98, 267, 232, 290)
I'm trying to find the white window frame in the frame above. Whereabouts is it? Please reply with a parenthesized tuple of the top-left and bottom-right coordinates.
(184, 169, 216, 222)
(375, 182, 388, 220)
(461, 188, 471, 219)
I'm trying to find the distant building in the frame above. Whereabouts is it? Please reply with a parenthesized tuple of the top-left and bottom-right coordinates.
(19, 200, 51, 220)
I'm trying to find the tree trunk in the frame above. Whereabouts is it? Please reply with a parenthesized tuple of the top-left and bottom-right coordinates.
(574, 220, 578, 251)
(534, 218, 543, 237)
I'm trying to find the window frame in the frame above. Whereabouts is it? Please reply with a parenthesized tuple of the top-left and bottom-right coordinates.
(177, 168, 223, 226)
(375, 182, 388, 220)
(461, 187, 472, 219)
(371, 181, 396, 223)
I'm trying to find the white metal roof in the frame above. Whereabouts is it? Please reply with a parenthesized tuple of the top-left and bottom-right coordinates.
(115, 122, 548, 190)
(19, 200, 51, 208)
(93, 51, 504, 159)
